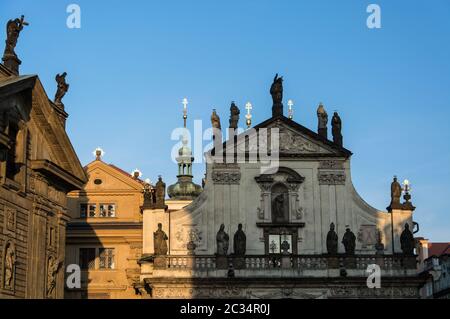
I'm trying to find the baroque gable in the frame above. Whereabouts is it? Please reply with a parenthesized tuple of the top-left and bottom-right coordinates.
(83, 160, 144, 192)
(217, 115, 352, 160)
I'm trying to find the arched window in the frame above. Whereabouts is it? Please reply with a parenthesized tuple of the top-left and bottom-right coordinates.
(271, 183, 289, 223)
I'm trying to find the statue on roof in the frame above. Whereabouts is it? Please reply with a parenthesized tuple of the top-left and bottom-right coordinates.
(270, 73, 283, 117)
(3, 15, 28, 58)
(2, 15, 29, 74)
(331, 112, 343, 147)
(317, 103, 328, 139)
(211, 109, 221, 130)
(389, 176, 402, 209)
(155, 176, 166, 209)
(229, 102, 240, 129)
(54, 72, 69, 106)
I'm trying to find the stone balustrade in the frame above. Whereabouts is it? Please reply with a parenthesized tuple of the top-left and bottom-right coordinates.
(147, 254, 417, 271)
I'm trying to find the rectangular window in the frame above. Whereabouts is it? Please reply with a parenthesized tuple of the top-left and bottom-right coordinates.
(79, 248, 96, 270)
(99, 204, 115, 217)
(268, 235, 280, 254)
(99, 248, 115, 269)
(80, 203, 87, 218)
(88, 204, 96, 217)
(268, 234, 292, 254)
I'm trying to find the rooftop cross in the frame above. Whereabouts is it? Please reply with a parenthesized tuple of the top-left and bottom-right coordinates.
(245, 102, 253, 128)
(287, 99, 294, 119)
(182, 98, 188, 128)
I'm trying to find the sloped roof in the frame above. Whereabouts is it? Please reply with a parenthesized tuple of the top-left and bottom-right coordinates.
(108, 164, 146, 185)
(0, 71, 87, 188)
(83, 159, 148, 190)
(0, 74, 37, 101)
(428, 243, 450, 257)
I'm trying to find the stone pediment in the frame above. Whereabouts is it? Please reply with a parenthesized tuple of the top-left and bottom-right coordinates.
(217, 115, 352, 158)
(84, 161, 144, 191)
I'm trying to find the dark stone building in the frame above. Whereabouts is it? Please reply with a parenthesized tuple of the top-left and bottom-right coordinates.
(0, 17, 87, 298)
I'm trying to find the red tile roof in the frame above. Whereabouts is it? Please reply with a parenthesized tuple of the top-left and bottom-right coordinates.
(108, 164, 147, 185)
(428, 243, 450, 257)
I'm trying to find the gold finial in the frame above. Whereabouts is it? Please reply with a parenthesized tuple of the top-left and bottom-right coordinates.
(93, 147, 104, 161)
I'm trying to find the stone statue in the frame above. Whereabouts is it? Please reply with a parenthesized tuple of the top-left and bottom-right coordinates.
(46, 256, 61, 297)
(211, 109, 221, 130)
(3, 15, 28, 58)
(317, 103, 328, 139)
(233, 224, 246, 256)
(270, 73, 283, 116)
(342, 227, 356, 255)
(54, 72, 69, 106)
(400, 223, 415, 255)
(326, 222, 338, 254)
(4, 243, 15, 289)
(155, 176, 166, 208)
(153, 223, 169, 255)
(280, 239, 290, 255)
(331, 112, 343, 147)
(390, 176, 402, 208)
(272, 194, 286, 223)
(229, 102, 240, 129)
(375, 229, 385, 254)
(142, 182, 153, 207)
(216, 224, 229, 255)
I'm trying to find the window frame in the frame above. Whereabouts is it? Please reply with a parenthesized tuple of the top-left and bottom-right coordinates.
(78, 247, 116, 270)
(98, 248, 115, 270)
(79, 247, 96, 270)
(79, 202, 117, 218)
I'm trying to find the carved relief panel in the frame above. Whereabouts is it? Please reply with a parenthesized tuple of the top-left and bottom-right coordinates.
(357, 225, 377, 249)
(174, 226, 204, 252)
(3, 207, 16, 237)
(46, 254, 61, 299)
(318, 160, 346, 185)
(211, 164, 241, 185)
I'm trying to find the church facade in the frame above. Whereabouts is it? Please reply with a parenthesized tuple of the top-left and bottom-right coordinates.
(0, 15, 431, 300)
(138, 76, 425, 299)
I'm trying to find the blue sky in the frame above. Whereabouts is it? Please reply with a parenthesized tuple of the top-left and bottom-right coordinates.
(1, 1, 449, 241)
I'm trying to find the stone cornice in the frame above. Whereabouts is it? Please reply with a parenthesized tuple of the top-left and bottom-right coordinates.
(31, 159, 85, 191)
